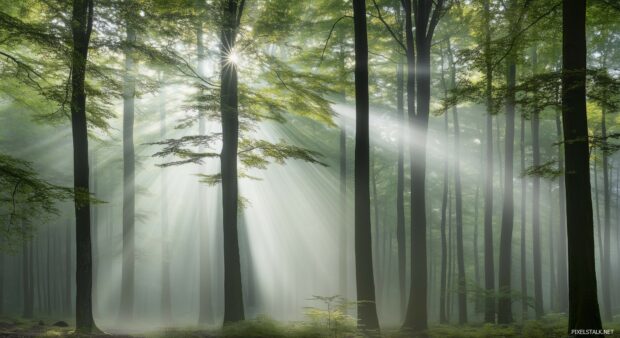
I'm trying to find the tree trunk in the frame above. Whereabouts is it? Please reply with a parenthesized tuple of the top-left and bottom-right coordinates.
(520, 113, 528, 321)
(497, 60, 516, 324)
(482, 0, 495, 323)
(220, 0, 245, 324)
(555, 111, 568, 313)
(339, 102, 348, 303)
(439, 110, 449, 324)
(594, 157, 604, 281)
(562, 0, 603, 332)
(352, 0, 380, 331)
(22, 236, 33, 318)
(119, 15, 137, 322)
(64, 221, 72, 316)
(197, 10, 210, 325)
(448, 39, 467, 325)
(69, 0, 98, 332)
(531, 71, 544, 320)
(396, 44, 406, 320)
(159, 75, 172, 323)
(548, 182, 556, 310)
(337, 36, 349, 304)
(46, 229, 52, 314)
(601, 106, 612, 322)
(372, 151, 380, 277)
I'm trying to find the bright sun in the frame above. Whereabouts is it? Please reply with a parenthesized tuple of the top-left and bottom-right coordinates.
(228, 50, 241, 65)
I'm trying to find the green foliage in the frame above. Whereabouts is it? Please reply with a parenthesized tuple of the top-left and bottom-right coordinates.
(0, 153, 72, 251)
(303, 295, 357, 338)
(521, 160, 562, 179)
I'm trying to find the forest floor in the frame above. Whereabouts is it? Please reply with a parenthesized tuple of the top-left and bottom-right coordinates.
(1, 314, 620, 337)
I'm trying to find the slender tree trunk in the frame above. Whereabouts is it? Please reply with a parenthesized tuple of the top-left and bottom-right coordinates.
(447, 191, 454, 322)
(562, 0, 603, 332)
(448, 39, 467, 324)
(352, 0, 380, 331)
(396, 45, 406, 320)
(555, 111, 568, 313)
(70, 0, 98, 332)
(520, 113, 528, 321)
(403, 0, 443, 330)
(497, 60, 516, 324)
(474, 183, 481, 313)
(594, 158, 604, 280)
(601, 106, 612, 322)
(531, 82, 544, 320)
(64, 221, 71, 316)
(548, 182, 556, 311)
(338, 37, 349, 304)
(22, 236, 33, 318)
(159, 76, 172, 323)
(339, 97, 348, 303)
(119, 15, 137, 322)
(46, 229, 52, 315)
(372, 151, 380, 275)
(439, 110, 449, 324)
(220, 0, 245, 323)
(197, 11, 210, 325)
(482, 0, 495, 323)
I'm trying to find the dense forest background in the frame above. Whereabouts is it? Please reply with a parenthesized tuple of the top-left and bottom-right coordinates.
(0, 0, 618, 337)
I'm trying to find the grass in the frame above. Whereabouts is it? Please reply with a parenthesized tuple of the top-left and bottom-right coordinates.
(2, 313, 620, 337)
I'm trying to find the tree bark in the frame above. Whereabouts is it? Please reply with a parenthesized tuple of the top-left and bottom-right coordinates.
(482, 0, 495, 323)
(403, 0, 444, 330)
(64, 221, 71, 316)
(562, 0, 603, 333)
(555, 111, 568, 313)
(352, 0, 380, 331)
(520, 113, 527, 321)
(221, 0, 245, 324)
(196, 9, 210, 324)
(396, 43, 406, 320)
(70, 0, 98, 332)
(439, 109, 449, 324)
(601, 105, 612, 322)
(119, 14, 137, 322)
(448, 39, 467, 325)
(531, 72, 544, 321)
(159, 74, 172, 323)
(22, 235, 33, 318)
(497, 60, 516, 324)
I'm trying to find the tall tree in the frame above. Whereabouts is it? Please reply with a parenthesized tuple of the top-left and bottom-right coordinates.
(119, 8, 137, 321)
(561, 0, 603, 333)
(439, 111, 449, 324)
(220, 0, 245, 324)
(497, 0, 524, 323)
(22, 236, 33, 318)
(403, 0, 446, 331)
(519, 112, 527, 320)
(196, 2, 210, 324)
(555, 111, 568, 313)
(601, 102, 612, 322)
(69, 0, 99, 333)
(448, 38, 467, 325)
(530, 47, 544, 320)
(159, 77, 172, 323)
(395, 5, 406, 317)
(352, 0, 380, 331)
(482, 0, 496, 323)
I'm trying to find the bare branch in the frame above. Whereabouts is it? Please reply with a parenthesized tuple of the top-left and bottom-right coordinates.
(318, 15, 353, 67)
(370, 0, 407, 51)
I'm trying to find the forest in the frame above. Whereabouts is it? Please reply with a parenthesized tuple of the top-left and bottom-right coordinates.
(0, 0, 619, 337)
